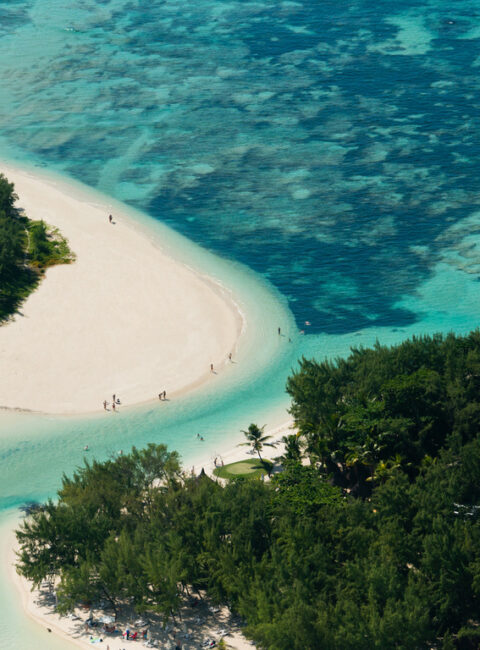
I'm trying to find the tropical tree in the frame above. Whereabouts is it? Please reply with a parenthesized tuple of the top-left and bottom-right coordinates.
(239, 423, 276, 463)
(279, 434, 302, 463)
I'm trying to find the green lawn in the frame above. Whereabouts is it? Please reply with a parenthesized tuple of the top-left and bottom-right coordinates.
(213, 458, 273, 480)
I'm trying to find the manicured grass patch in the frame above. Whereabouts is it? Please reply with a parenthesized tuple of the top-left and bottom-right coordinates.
(213, 459, 273, 480)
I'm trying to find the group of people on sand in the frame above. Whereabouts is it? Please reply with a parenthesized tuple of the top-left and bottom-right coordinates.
(103, 394, 121, 411)
(122, 627, 148, 641)
(99, 334, 235, 413)
(157, 352, 234, 402)
(210, 352, 234, 374)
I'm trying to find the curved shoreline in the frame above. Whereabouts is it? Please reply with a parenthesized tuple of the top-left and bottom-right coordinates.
(0, 162, 298, 650)
(0, 164, 244, 415)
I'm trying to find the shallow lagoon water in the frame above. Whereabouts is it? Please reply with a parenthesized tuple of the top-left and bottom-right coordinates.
(2, 0, 480, 647)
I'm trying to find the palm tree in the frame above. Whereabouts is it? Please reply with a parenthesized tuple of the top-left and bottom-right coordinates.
(345, 436, 384, 486)
(369, 453, 405, 485)
(238, 423, 276, 463)
(280, 434, 302, 463)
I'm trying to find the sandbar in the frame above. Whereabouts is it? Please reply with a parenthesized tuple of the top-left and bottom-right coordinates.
(0, 165, 242, 415)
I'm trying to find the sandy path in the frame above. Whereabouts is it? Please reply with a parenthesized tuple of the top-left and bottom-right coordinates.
(0, 165, 241, 415)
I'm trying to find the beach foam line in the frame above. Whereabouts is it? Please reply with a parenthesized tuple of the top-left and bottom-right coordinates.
(0, 164, 244, 415)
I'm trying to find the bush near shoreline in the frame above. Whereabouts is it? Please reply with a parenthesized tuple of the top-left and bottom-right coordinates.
(0, 173, 74, 322)
(15, 332, 480, 649)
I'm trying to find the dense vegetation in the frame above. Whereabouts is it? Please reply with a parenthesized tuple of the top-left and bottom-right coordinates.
(287, 332, 480, 495)
(0, 173, 74, 321)
(16, 333, 480, 649)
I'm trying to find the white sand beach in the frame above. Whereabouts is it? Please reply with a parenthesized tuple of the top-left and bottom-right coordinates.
(0, 165, 242, 415)
(0, 162, 296, 650)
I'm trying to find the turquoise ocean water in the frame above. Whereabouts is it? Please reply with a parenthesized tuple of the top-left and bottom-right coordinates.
(2, 0, 480, 647)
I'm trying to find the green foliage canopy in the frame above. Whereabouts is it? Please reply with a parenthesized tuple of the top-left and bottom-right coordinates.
(0, 173, 74, 321)
(16, 333, 480, 648)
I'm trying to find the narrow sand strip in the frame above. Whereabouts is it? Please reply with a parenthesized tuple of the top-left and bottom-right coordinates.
(6, 532, 255, 650)
(0, 165, 242, 415)
(2, 420, 294, 650)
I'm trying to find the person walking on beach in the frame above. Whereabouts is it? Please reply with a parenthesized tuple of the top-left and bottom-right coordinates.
(103, 400, 108, 410)
(163, 390, 166, 400)
(112, 401, 116, 412)
(112, 394, 116, 403)
(210, 363, 214, 372)
(108, 214, 113, 223)
(228, 352, 232, 362)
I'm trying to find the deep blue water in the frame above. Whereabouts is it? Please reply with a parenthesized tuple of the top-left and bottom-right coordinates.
(2, 0, 480, 336)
